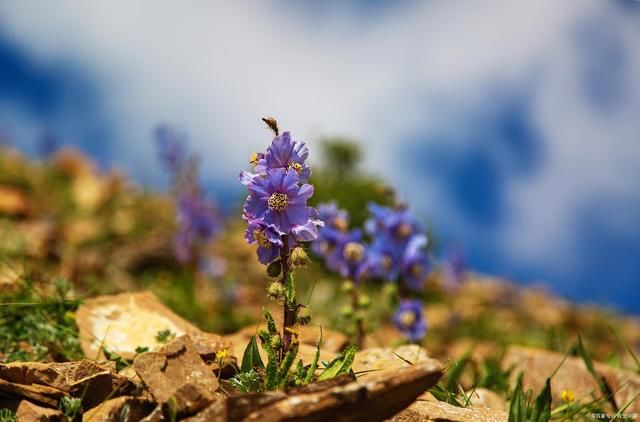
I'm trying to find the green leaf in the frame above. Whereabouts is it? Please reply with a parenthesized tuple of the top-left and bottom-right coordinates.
(508, 382, 526, 422)
(318, 345, 357, 381)
(263, 308, 278, 336)
(577, 336, 616, 410)
(259, 331, 279, 390)
(277, 341, 299, 389)
(530, 378, 552, 422)
(428, 384, 464, 407)
(304, 327, 323, 384)
(284, 271, 296, 308)
(445, 351, 471, 392)
(241, 336, 264, 373)
(229, 369, 262, 393)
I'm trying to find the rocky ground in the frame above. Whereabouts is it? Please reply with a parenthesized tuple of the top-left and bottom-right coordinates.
(1, 147, 640, 421)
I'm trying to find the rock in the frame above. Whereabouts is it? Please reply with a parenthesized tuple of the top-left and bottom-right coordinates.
(0, 378, 65, 408)
(0, 360, 135, 410)
(182, 397, 226, 421)
(352, 344, 431, 374)
(82, 396, 154, 422)
(0, 185, 29, 216)
(134, 335, 219, 416)
(239, 359, 443, 421)
(502, 345, 640, 414)
(76, 291, 216, 360)
(466, 388, 507, 411)
(16, 400, 65, 421)
(390, 399, 508, 422)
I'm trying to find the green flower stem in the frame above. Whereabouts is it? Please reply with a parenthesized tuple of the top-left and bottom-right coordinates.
(351, 286, 365, 350)
(280, 235, 297, 359)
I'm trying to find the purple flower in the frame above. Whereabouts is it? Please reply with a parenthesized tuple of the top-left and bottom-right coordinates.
(322, 229, 369, 282)
(174, 192, 221, 262)
(155, 125, 187, 175)
(393, 299, 427, 342)
(442, 245, 466, 289)
(313, 202, 350, 257)
(401, 235, 430, 290)
(243, 168, 315, 234)
(365, 203, 423, 249)
(245, 220, 284, 264)
(255, 132, 311, 182)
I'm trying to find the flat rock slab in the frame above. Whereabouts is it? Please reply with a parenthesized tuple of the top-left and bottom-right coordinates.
(502, 345, 640, 414)
(352, 344, 431, 374)
(0, 360, 135, 410)
(82, 396, 154, 422)
(76, 291, 230, 360)
(16, 400, 65, 422)
(0, 378, 65, 408)
(189, 358, 442, 421)
(134, 335, 220, 416)
(390, 399, 507, 422)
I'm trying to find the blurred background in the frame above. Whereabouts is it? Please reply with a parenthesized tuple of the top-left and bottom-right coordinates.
(0, 0, 639, 313)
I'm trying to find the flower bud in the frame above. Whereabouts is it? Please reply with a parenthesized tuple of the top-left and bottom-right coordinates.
(266, 260, 282, 278)
(267, 281, 285, 300)
(353, 310, 365, 322)
(341, 280, 354, 293)
(340, 305, 353, 318)
(358, 295, 371, 309)
(290, 247, 310, 267)
(270, 335, 282, 350)
(296, 305, 312, 325)
(383, 282, 397, 297)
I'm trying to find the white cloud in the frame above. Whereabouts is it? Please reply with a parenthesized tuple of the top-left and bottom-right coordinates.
(0, 0, 639, 284)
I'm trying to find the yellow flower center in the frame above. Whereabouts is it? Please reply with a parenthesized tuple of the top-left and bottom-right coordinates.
(289, 162, 303, 174)
(268, 193, 289, 212)
(253, 229, 270, 248)
(399, 311, 416, 327)
(381, 255, 393, 270)
(249, 152, 260, 165)
(334, 217, 348, 232)
(397, 223, 412, 238)
(410, 263, 423, 277)
(343, 242, 364, 262)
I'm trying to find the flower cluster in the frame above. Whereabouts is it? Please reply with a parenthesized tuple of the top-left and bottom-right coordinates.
(240, 132, 322, 264)
(392, 299, 427, 342)
(314, 202, 430, 342)
(154, 125, 222, 272)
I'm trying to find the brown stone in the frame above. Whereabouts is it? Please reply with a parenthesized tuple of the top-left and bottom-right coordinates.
(182, 397, 226, 421)
(133, 335, 219, 416)
(502, 345, 640, 414)
(0, 185, 29, 216)
(82, 396, 154, 422)
(76, 291, 209, 360)
(352, 344, 431, 374)
(16, 400, 65, 422)
(240, 359, 443, 421)
(0, 360, 135, 410)
(390, 399, 508, 422)
(0, 378, 65, 407)
(466, 388, 507, 411)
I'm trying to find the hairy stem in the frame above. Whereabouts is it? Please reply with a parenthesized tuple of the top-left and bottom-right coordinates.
(280, 235, 296, 359)
(351, 286, 365, 350)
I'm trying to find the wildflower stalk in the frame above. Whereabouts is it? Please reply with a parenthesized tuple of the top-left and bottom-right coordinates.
(280, 235, 297, 357)
(350, 286, 365, 350)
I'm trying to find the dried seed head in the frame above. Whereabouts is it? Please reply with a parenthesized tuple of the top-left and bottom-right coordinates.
(262, 117, 279, 136)
(291, 246, 310, 267)
(267, 281, 285, 300)
(296, 305, 312, 325)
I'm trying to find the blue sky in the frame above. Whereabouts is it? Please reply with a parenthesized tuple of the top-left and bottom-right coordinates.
(0, 1, 639, 313)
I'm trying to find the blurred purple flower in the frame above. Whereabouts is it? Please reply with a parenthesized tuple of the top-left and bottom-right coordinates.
(243, 168, 315, 234)
(401, 235, 430, 290)
(313, 202, 350, 257)
(174, 192, 221, 263)
(442, 245, 466, 289)
(365, 203, 423, 249)
(155, 125, 187, 176)
(393, 299, 427, 342)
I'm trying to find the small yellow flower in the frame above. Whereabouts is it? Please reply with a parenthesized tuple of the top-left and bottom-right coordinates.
(561, 389, 575, 403)
(215, 349, 228, 360)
